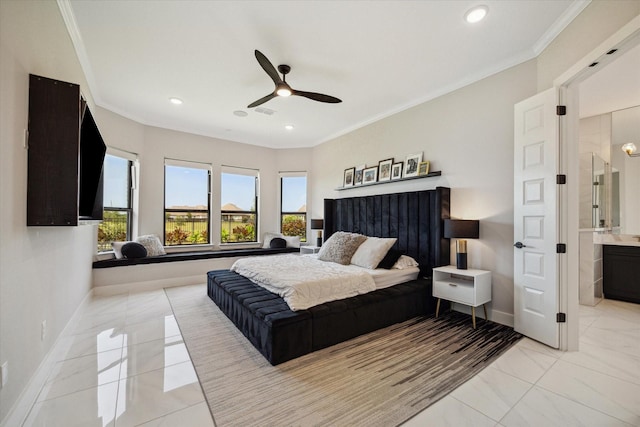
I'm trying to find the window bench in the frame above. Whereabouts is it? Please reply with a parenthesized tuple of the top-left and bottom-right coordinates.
(92, 247, 300, 296)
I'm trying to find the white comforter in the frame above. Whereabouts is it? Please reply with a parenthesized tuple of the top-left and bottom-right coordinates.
(230, 254, 376, 311)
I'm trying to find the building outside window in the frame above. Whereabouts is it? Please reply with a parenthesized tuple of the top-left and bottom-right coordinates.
(280, 173, 307, 242)
(221, 167, 259, 243)
(98, 152, 135, 252)
(164, 159, 211, 245)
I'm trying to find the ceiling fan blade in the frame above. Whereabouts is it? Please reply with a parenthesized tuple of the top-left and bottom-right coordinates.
(247, 93, 277, 108)
(254, 50, 283, 86)
(293, 90, 342, 104)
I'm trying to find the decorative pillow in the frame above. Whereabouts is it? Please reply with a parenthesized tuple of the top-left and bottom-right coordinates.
(121, 242, 147, 259)
(377, 248, 403, 269)
(111, 241, 130, 259)
(350, 237, 398, 269)
(317, 231, 367, 265)
(393, 255, 419, 269)
(262, 232, 283, 249)
(283, 235, 301, 248)
(135, 234, 166, 257)
(269, 237, 287, 249)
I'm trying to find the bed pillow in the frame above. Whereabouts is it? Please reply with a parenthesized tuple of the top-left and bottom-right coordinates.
(393, 255, 419, 269)
(135, 234, 166, 257)
(269, 237, 287, 249)
(317, 231, 367, 265)
(350, 237, 397, 269)
(111, 241, 130, 259)
(121, 242, 147, 259)
(376, 248, 404, 269)
(283, 235, 301, 248)
(262, 232, 283, 249)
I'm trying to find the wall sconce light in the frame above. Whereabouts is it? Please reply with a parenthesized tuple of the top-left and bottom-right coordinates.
(444, 219, 480, 270)
(621, 142, 640, 157)
(311, 219, 324, 247)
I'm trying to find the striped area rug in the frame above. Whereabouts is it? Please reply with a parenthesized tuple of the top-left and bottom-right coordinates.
(166, 284, 521, 427)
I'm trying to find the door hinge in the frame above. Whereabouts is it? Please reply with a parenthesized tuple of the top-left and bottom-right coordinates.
(556, 313, 566, 323)
(556, 243, 567, 253)
(556, 105, 567, 116)
(556, 174, 566, 184)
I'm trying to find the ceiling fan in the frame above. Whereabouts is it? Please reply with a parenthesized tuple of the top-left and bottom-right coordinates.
(247, 50, 342, 108)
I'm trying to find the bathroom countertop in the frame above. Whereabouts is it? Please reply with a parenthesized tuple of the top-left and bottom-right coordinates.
(594, 234, 640, 247)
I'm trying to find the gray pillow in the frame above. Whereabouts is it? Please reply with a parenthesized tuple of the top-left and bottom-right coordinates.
(135, 234, 166, 257)
(317, 231, 367, 265)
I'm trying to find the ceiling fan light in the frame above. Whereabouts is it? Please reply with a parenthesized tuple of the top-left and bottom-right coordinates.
(622, 142, 638, 156)
(465, 5, 488, 23)
(276, 86, 292, 97)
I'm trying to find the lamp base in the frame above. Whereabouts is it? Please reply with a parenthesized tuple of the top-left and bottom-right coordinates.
(456, 252, 468, 270)
(316, 237, 323, 247)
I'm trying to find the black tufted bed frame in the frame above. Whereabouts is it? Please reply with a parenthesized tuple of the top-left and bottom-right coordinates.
(207, 187, 450, 365)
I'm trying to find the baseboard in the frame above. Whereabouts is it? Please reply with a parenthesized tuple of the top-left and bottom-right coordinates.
(92, 274, 204, 296)
(450, 305, 514, 328)
(0, 289, 94, 427)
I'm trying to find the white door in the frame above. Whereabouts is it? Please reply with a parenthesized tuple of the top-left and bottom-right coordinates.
(513, 88, 559, 348)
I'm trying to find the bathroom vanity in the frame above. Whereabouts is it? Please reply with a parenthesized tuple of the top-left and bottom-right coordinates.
(603, 243, 640, 304)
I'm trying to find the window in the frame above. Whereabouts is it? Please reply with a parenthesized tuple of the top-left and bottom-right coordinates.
(221, 167, 259, 243)
(164, 159, 211, 245)
(97, 151, 134, 252)
(280, 173, 307, 242)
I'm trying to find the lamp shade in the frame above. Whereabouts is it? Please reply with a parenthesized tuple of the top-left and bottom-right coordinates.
(310, 219, 324, 230)
(444, 219, 479, 239)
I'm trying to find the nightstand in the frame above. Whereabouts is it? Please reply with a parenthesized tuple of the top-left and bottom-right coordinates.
(432, 265, 491, 329)
(300, 246, 321, 255)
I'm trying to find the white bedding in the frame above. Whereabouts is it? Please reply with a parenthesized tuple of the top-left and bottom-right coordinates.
(230, 254, 419, 310)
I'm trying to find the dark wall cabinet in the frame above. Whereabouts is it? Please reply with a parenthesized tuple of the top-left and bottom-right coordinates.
(27, 74, 106, 226)
(603, 244, 640, 304)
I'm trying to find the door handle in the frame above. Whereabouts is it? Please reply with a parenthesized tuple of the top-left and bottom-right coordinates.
(514, 242, 526, 249)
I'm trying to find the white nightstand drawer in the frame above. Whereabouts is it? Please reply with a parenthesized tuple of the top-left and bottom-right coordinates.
(433, 279, 475, 304)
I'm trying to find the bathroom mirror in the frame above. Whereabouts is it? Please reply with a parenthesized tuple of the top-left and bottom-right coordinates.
(610, 105, 640, 235)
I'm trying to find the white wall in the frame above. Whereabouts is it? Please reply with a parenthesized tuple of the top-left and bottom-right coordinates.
(310, 60, 538, 321)
(0, 1, 99, 421)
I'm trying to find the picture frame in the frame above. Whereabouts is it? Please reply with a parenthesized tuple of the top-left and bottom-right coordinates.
(354, 164, 365, 186)
(363, 166, 378, 184)
(403, 153, 422, 178)
(343, 167, 355, 187)
(418, 161, 430, 176)
(377, 158, 393, 182)
(391, 162, 403, 180)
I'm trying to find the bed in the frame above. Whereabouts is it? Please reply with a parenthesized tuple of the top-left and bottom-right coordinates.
(207, 187, 451, 364)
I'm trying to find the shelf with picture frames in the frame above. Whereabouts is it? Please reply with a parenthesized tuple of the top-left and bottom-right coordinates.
(336, 170, 442, 191)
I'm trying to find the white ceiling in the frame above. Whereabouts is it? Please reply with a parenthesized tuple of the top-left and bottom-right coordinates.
(62, 0, 589, 149)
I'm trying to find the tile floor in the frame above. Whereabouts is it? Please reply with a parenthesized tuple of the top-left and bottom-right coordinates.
(22, 287, 640, 426)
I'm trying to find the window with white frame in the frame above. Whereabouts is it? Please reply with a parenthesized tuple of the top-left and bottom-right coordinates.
(221, 166, 259, 243)
(280, 172, 307, 242)
(98, 150, 135, 252)
(164, 159, 211, 245)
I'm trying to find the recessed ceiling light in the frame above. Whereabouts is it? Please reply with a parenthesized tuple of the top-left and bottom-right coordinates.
(233, 110, 248, 117)
(465, 5, 488, 24)
(285, 124, 294, 130)
(169, 97, 183, 105)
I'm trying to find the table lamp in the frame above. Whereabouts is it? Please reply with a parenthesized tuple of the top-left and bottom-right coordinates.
(311, 219, 324, 247)
(444, 219, 480, 270)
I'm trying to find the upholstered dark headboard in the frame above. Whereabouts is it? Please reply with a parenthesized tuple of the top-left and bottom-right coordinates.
(323, 187, 450, 277)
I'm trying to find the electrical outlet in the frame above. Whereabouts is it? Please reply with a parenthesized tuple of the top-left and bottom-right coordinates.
(1, 361, 7, 388)
(41, 320, 47, 341)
